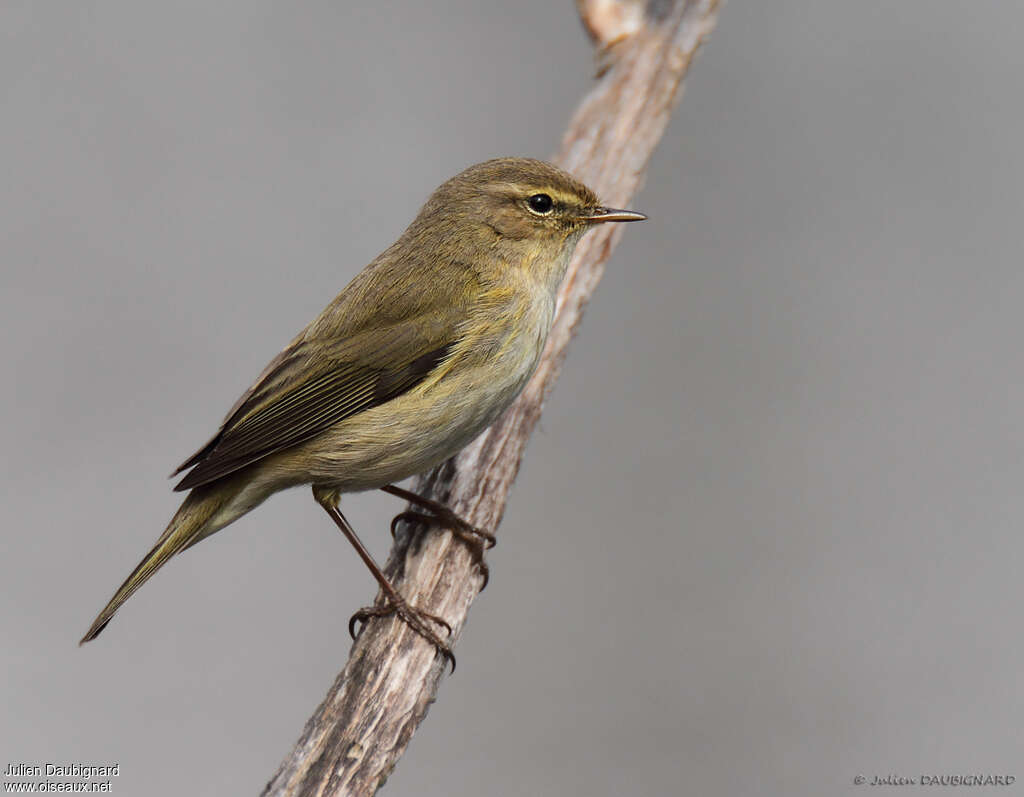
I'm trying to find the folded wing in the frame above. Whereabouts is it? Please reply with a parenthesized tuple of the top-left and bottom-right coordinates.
(172, 320, 454, 491)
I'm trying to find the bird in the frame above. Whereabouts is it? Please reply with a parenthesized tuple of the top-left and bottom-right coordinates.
(80, 157, 645, 667)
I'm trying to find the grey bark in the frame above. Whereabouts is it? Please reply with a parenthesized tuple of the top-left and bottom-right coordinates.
(262, 1, 721, 794)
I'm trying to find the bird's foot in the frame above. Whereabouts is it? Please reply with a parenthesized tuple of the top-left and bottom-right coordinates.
(390, 509, 495, 589)
(349, 595, 456, 672)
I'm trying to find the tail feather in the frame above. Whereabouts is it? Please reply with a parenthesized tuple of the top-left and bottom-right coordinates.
(79, 482, 240, 645)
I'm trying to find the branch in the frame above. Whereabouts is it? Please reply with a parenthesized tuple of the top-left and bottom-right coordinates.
(262, 2, 720, 794)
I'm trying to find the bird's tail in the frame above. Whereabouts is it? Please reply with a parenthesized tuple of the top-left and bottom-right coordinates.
(79, 478, 249, 645)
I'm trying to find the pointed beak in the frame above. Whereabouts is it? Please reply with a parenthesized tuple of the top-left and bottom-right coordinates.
(579, 207, 648, 224)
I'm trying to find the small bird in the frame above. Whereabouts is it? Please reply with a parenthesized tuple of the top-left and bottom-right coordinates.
(80, 157, 645, 666)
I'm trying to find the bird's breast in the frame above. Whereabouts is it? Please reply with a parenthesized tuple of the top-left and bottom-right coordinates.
(442, 286, 553, 417)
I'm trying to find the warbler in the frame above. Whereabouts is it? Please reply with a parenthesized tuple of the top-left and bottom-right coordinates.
(80, 157, 645, 664)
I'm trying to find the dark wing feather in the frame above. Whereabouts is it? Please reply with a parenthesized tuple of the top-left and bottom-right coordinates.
(173, 321, 454, 491)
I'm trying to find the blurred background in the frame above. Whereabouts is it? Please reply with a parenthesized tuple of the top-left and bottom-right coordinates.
(2, 2, 1022, 795)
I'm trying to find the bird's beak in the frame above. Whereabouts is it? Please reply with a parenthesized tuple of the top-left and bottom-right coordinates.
(578, 207, 648, 224)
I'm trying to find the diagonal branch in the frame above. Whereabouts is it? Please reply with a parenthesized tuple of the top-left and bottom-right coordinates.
(262, 2, 720, 794)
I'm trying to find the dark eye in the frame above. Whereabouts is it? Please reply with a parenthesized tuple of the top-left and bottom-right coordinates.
(527, 193, 554, 214)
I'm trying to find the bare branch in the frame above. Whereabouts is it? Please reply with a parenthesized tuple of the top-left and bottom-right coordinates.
(263, 2, 720, 794)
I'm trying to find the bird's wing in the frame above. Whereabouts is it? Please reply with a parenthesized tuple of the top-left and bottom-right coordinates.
(172, 316, 456, 491)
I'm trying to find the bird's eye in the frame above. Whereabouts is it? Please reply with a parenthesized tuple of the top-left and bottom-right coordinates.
(527, 193, 554, 214)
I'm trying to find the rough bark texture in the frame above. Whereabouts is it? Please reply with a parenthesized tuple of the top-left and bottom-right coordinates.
(263, 2, 720, 794)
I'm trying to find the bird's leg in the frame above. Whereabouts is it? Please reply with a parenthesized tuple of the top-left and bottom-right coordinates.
(312, 486, 455, 671)
(382, 486, 497, 547)
(381, 484, 495, 589)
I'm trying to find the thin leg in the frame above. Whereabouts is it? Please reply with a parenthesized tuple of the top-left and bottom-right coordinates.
(313, 486, 455, 671)
(381, 484, 495, 589)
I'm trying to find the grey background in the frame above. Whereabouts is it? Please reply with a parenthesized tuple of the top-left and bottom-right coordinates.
(2, 2, 1021, 795)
